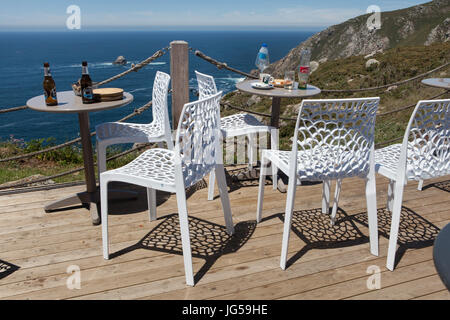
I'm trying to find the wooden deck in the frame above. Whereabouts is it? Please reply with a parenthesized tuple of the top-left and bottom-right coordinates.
(0, 167, 449, 300)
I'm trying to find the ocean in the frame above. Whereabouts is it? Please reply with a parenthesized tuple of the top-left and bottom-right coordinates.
(0, 31, 312, 143)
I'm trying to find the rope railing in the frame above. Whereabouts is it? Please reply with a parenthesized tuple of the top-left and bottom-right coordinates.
(321, 63, 450, 93)
(375, 137, 403, 148)
(193, 47, 449, 93)
(0, 100, 152, 163)
(0, 143, 150, 191)
(0, 105, 28, 114)
(0, 47, 168, 114)
(96, 47, 169, 87)
(193, 49, 258, 79)
(0, 43, 448, 192)
(377, 90, 449, 116)
(222, 88, 449, 121)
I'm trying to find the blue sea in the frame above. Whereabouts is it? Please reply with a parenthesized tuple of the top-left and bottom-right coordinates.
(0, 31, 312, 143)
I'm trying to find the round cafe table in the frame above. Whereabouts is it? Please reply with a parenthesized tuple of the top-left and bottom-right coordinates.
(27, 91, 134, 225)
(236, 80, 321, 130)
(421, 78, 450, 90)
(235, 80, 321, 191)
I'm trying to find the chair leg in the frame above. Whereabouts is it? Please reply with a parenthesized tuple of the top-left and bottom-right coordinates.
(256, 155, 270, 223)
(100, 177, 110, 260)
(215, 164, 235, 235)
(147, 188, 157, 221)
(248, 133, 256, 170)
(417, 179, 424, 191)
(207, 170, 216, 201)
(322, 180, 331, 214)
(365, 173, 379, 257)
(330, 179, 342, 226)
(175, 187, 195, 286)
(271, 129, 279, 190)
(387, 179, 395, 212)
(97, 141, 108, 182)
(280, 171, 297, 270)
(386, 182, 405, 271)
(165, 133, 174, 150)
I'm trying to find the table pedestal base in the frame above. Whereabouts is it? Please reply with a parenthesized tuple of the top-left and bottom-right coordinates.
(44, 188, 138, 225)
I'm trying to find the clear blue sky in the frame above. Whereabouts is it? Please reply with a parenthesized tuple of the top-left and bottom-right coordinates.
(0, 0, 428, 30)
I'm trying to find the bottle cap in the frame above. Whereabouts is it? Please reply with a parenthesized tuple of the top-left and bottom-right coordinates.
(262, 43, 268, 47)
(82, 61, 88, 66)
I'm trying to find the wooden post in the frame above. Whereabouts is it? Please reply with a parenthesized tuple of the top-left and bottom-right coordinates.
(170, 41, 189, 129)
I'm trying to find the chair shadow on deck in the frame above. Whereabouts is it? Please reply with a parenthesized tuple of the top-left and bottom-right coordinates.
(106, 180, 207, 215)
(0, 259, 19, 280)
(423, 179, 450, 193)
(353, 207, 440, 269)
(260, 208, 369, 269)
(110, 214, 256, 285)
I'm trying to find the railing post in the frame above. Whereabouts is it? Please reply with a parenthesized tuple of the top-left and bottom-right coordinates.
(170, 40, 189, 129)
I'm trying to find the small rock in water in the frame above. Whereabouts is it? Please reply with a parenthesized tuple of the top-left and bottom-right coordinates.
(113, 56, 127, 65)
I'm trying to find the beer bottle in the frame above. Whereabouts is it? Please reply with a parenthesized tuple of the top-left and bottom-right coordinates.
(43, 62, 58, 106)
(80, 61, 95, 104)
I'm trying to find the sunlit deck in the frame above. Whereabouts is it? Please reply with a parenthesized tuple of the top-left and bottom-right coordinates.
(0, 167, 449, 300)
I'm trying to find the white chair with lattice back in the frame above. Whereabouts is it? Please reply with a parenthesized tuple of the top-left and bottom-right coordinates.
(374, 99, 450, 270)
(195, 71, 278, 200)
(96, 71, 173, 179)
(256, 98, 380, 269)
(100, 91, 234, 286)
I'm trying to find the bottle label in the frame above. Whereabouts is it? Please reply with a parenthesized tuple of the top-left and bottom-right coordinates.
(83, 87, 93, 100)
(45, 88, 57, 105)
(299, 66, 310, 74)
(44, 67, 51, 76)
(258, 52, 267, 60)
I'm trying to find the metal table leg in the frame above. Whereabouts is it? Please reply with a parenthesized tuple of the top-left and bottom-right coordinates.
(44, 112, 137, 225)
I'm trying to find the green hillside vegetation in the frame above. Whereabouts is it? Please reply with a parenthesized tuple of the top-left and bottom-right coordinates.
(223, 42, 450, 150)
(0, 42, 448, 188)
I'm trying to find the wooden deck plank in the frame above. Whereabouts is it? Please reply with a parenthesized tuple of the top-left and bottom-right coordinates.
(0, 174, 448, 300)
(412, 290, 450, 300)
(345, 274, 447, 300)
(143, 245, 431, 300)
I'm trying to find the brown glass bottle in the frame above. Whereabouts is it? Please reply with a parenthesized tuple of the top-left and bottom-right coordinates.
(80, 61, 95, 104)
(43, 62, 58, 106)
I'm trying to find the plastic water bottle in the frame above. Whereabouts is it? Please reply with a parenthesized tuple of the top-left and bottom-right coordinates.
(298, 48, 311, 89)
(255, 43, 270, 73)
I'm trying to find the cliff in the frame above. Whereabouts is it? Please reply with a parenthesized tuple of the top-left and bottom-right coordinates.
(266, 0, 449, 76)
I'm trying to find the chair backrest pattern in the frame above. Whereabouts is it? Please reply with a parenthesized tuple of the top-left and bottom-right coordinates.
(293, 98, 380, 180)
(195, 70, 218, 99)
(175, 92, 223, 188)
(404, 99, 450, 180)
(152, 71, 171, 134)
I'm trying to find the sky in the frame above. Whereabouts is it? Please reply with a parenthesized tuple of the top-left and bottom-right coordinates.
(0, 0, 429, 31)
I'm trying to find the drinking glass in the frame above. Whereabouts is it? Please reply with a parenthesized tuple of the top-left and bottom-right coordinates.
(284, 71, 295, 90)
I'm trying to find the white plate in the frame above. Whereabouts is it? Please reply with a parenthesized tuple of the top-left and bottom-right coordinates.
(251, 82, 274, 90)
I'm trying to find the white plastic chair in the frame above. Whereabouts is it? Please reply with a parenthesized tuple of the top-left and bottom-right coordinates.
(96, 71, 174, 178)
(195, 71, 279, 200)
(256, 98, 380, 270)
(374, 99, 450, 271)
(100, 91, 234, 286)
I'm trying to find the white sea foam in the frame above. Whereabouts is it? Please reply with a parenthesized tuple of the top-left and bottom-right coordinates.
(129, 87, 150, 93)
